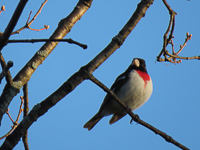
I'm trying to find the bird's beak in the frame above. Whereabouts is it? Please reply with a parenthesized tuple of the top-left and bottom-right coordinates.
(132, 58, 140, 67)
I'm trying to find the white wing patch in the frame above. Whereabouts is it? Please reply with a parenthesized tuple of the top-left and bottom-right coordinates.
(117, 75, 126, 81)
(111, 75, 126, 91)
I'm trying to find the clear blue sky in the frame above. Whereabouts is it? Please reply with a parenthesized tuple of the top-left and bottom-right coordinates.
(0, 0, 199, 150)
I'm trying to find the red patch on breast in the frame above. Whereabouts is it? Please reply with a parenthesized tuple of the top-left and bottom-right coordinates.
(135, 70, 150, 85)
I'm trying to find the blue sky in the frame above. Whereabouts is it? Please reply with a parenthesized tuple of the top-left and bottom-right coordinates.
(0, 0, 199, 149)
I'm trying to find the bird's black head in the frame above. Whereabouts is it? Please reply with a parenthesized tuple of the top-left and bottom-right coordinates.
(129, 58, 148, 73)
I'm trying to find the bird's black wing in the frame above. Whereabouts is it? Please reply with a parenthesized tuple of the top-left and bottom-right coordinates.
(110, 71, 129, 93)
(97, 69, 131, 114)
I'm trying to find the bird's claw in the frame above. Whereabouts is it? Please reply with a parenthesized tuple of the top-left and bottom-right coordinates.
(130, 114, 140, 124)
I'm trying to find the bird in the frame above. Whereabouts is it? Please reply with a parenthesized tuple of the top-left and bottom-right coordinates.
(84, 58, 153, 131)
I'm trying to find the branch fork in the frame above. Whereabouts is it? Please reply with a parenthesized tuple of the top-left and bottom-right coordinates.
(157, 0, 199, 63)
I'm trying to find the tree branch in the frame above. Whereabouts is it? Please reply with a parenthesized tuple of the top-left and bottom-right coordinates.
(157, 0, 199, 63)
(0, 5, 6, 14)
(0, 0, 154, 149)
(12, 0, 49, 35)
(0, 53, 13, 85)
(0, 0, 29, 50)
(157, 0, 177, 61)
(0, 60, 13, 84)
(22, 83, 29, 150)
(8, 38, 87, 49)
(0, 97, 24, 140)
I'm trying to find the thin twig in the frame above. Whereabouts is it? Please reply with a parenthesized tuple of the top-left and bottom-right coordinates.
(0, 5, 6, 14)
(165, 50, 200, 60)
(8, 38, 87, 49)
(175, 32, 192, 55)
(12, 0, 49, 34)
(0, 97, 24, 140)
(157, 0, 177, 61)
(28, 0, 48, 25)
(5, 109, 15, 124)
(28, 25, 49, 31)
(88, 74, 190, 150)
(26, 11, 32, 24)
(162, 0, 177, 14)
(15, 96, 24, 124)
(0, 125, 17, 140)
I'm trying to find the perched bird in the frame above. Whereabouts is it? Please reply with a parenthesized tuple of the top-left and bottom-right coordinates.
(84, 58, 153, 131)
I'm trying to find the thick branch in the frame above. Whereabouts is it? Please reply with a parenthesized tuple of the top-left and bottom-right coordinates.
(0, 0, 154, 149)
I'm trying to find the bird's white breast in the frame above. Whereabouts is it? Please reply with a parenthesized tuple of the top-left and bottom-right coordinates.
(117, 70, 153, 111)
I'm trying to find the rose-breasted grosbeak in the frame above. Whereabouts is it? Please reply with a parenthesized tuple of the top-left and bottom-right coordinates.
(84, 58, 153, 130)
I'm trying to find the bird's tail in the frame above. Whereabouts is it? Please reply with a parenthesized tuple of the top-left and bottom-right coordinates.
(109, 113, 126, 125)
(83, 113, 103, 131)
